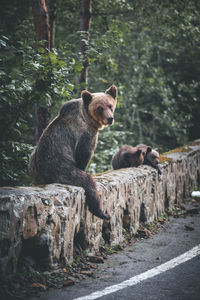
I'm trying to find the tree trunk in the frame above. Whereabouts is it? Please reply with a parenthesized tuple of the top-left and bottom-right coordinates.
(78, 0, 92, 96)
(47, 0, 56, 50)
(31, 0, 51, 143)
(31, 0, 50, 50)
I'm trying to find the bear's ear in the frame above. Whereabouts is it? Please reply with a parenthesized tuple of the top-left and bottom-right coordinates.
(82, 90, 93, 107)
(147, 146, 152, 153)
(105, 85, 117, 99)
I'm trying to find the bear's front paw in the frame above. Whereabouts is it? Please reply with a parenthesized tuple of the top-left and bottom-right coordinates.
(97, 212, 111, 220)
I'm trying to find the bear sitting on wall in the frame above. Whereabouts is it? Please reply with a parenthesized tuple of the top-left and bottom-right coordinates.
(112, 145, 144, 170)
(29, 85, 117, 220)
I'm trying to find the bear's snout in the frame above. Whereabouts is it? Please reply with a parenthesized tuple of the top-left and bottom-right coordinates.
(107, 117, 114, 124)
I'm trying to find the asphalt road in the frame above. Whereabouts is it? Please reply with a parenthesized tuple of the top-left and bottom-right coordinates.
(31, 209, 200, 300)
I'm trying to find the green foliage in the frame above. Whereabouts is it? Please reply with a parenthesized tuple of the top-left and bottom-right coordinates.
(0, 24, 82, 185)
(0, 142, 34, 186)
(1, 0, 200, 184)
(0, 35, 34, 185)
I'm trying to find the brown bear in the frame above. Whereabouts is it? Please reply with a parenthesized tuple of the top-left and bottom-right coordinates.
(112, 145, 144, 170)
(29, 85, 117, 220)
(136, 144, 161, 174)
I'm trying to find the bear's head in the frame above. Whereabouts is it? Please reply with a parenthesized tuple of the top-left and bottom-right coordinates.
(137, 143, 161, 174)
(81, 85, 117, 129)
(146, 149, 159, 168)
(140, 145, 152, 157)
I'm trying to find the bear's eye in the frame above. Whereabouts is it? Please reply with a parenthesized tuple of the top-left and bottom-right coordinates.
(96, 106, 104, 114)
(108, 105, 113, 111)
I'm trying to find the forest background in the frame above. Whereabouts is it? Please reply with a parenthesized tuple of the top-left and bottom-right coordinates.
(0, 0, 200, 186)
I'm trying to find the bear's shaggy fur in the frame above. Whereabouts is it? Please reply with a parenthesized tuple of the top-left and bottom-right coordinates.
(29, 85, 117, 220)
(112, 145, 144, 170)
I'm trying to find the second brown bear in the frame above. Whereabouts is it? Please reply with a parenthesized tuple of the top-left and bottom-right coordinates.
(112, 144, 161, 174)
(112, 145, 144, 170)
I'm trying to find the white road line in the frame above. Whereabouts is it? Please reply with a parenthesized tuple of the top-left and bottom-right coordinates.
(73, 244, 200, 300)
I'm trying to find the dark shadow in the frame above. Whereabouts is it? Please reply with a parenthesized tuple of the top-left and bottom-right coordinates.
(139, 202, 146, 223)
(165, 188, 169, 210)
(123, 209, 131, 231)
(102, 220, 111, 244)
(19, 233, 50, 269)
(73, 221, 88, 256)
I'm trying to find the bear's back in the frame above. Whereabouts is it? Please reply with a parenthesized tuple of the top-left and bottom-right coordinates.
(60, 98, 81, 118)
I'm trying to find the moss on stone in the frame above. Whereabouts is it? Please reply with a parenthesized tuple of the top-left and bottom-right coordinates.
(65, 186, 72, 193)
(95, 178, 104, 183)
(159, 155, 173, 164)
(94, 169, 114, 177)
(163, 145, 192, 155)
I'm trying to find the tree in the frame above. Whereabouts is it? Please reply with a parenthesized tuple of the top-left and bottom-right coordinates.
(31, 0, 51, 143)
(47, 0, 57, 50)
(78, 0, 92, 94)
(31, 0, 50, 50)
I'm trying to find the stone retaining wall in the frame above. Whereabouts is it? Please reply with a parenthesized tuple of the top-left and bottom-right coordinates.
(0, 139, 200, 278)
